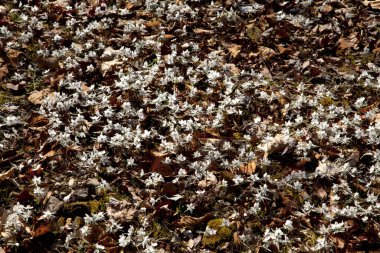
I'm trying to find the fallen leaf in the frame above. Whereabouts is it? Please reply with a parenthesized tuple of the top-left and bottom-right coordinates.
(233, 232, 242, 245)
(163, 34, 175, 39)
(126, 2, 134, 10)
(302, 61, 310, 70)
(101, 47, 119, 60)
(150, 149, 168, 157)
(338, 32, 358, 50)
(42, 150, 56, 159)
(87, 0, 99, 7)
(5, 83, 19, 91)
(225, 63, 240, 76)
(0, 65, 8, 80)
(28, 114, 49, 127)
(107, 207, 136, 222)
(198, 172, 217, 188)
(28, 88, 53, 105)
(187, 239, 195, 249)
(240, 160, 256, 174)
(258, 134, 291, 155)
(81, 83, 90, 93)
(144, 20, 160, 28)
(205, 128, 220, 138)
(193, 28, 214, 34)
(175, 213, 213, 228)
(100, 59, 123, 76)
(321, 4, 333, 13)
(246, 23, 262, 43)
(277, 45, 288, 54)
(33, 224, 51, 238)
(49, 0, 72, 8)
(0, 168, 15, 181)
(227, 44, 241, 58)
(258, 46, 276, 60)
(362, 0, 380, 9)
(331, 236, 345, 249)
(316, 187, 327, 199)
(152, 156, 174, 177)
(6, 49, 23, 66)
(0, 5, 6, 15)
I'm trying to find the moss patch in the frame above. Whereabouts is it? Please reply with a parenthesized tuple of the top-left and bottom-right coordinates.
(202, 218, 233, 247)
(62, 200, 101, 216)
(319, 96, 334, 107)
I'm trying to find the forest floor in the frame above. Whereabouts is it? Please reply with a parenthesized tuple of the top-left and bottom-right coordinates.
(0, 0, 380, 252)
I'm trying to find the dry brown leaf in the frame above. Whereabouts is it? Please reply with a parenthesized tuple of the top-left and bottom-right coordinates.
(126, 2, 134, 9)
(163, 34, 175, 39)
(28, 88, 53, 105)
(277, 45, 287, 54)
(316, 188, 327, 199)
(246, 23, 262, 43)
(0, 6, 6, 15)
(0, 168, 15, 181)
(152, 156, 174, 177)
(49, 0, 72, 8)
(144, 20, 161, 28)
(258, 46, 276, 60)
(42, 150, 56, 159)
(5, 83, 19, 91)
(338, 32, 358, 50)
(205, 128, 220, 138)
(6, 49, 23, 65)
(331, 236, 345, 249)
(225, 63, 240, 76)
(198, 172, 217, 188)
(233, 232, 242, 245)
(321, 4, 333, 13)
(275, 91, 287, 105)
(362, 0, 380, 9)
(100, 59, 123, 76)
(33, 224, 51, 238)
(240, 160, 256, 174)
(87, 0, 99, 7)
(176, 213, 213, 228)
(193, 28, 214, 34)
(150, 149, 168, 157)
(101, 47, 119, 60)
(81, 83, 90, 93)
(227, 44, 241, 58)
(258, 134, 290, 155)
(0, 65, 8, 81)
(28, 114, 49, 127)
(107, 207, 136, 222)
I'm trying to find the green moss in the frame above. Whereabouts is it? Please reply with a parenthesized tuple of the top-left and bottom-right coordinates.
(0, 91, 24, 105)
(26, 81, 44, 92)
(346, 54, 356, 65)
(233, 132, 243, 139)
(0, 92, 6, 104)
(319, 96, 334, 107)
(300, 230, 319, 251)
(151, 221, 171, 239)
(9, 12, 22, 23)
(359, 53, 375, 65)
(57, 216, 65, 228)
(63, 200, 101, 214)
(283, 186, 304, 205)
(202, 218, 233, 247)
